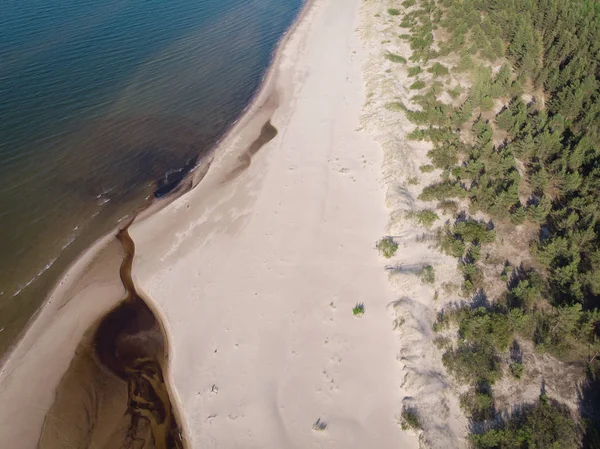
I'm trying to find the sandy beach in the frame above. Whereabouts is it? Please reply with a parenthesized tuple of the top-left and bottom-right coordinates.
(0, 0, 422, 447)
(130, 0, 419, 446)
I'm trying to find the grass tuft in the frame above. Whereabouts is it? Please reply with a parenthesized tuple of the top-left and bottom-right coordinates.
(352, 303, 365, 316)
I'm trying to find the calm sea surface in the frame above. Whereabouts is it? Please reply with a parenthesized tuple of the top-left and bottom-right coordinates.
(0, 0, 303, 354)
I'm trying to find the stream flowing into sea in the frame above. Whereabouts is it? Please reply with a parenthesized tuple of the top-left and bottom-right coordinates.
(0, 0, 303, 355)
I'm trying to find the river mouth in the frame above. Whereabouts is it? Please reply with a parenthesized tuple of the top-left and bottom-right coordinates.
(36, 227, 185, 449)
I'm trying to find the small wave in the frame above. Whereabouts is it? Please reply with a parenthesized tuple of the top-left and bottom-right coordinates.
(12, 255, 60, 297)
(11, 230, 80, 297)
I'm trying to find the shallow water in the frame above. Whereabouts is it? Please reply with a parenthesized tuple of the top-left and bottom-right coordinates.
(0, 0, 303, 355)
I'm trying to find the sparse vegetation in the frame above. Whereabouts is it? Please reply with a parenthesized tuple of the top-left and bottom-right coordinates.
(408, 209, 438, 228)
(407, 66, 422, 77)
(376, 236, 398, 258)
(387, 8, 400, 16)
(385, 52, 406, 64)
(509, 362, 523, 380)
(352, 303, 365, 316)
(428, 62, 448, 77)
(417, 264, 435, 284)
(400, 408, 421, 431)
(409, 80, 426, 90)
(471, 395, 579, 449)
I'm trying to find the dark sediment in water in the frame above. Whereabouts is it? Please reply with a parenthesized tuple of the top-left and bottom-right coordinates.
(37, 225, 185, 449)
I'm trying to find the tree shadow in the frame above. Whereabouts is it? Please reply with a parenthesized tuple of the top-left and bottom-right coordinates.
(578, 362, 600, 448)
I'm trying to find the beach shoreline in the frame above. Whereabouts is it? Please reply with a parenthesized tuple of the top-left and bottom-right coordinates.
(0, 2, 313, 447)
(130, 0, 419, 446)
(0, 0, 422, 447)
(0, 0, 313, 447)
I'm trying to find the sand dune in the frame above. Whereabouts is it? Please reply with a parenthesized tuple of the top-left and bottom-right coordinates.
(129, 0, 419, 447)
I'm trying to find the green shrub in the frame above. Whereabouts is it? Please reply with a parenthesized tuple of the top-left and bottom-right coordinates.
(401, 408, 421, 430)
(419, 182, 467, 201)
(440, 231, 466, 257)
(418, 265, 436, 284)
(459, 308, 512, 351)
(429, 62, 449, 77)
(460, 262, 484, 296)
(388, 8, 401, 15)
(427, 142, 459, 168)
(385, 102, 407, 112)
(471, 395, 579, 449)
(410, 80, 426, 90)
(407, 176, 419, 185)
(376, 237, 398, 258)
(408, 129, 430, 140)
(443, 343, 502, 384)
(385, 52, 407, 63)
(461, 387, 495, 421)
(448, 85, 463, 99)
(409, 210, 439, 228)
(407, 65, 423, 77)
(401, 0, 416, 7)
(509, 362, 523, 379)
(453, 220, 495, 243)
(420, 164, 435, 173)
(466, 244, 482, 263)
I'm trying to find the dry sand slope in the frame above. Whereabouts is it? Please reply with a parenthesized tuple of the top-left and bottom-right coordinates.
(129, 0, 419, 447)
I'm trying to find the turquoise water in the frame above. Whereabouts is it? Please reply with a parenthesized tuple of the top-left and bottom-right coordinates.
(0, 0, 303, 354)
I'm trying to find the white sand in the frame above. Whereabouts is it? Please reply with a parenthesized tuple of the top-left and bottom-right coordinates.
(129, 0, 419, 447)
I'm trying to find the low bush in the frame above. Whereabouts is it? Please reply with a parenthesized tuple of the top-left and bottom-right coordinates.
(385, 52, 407, 63)
(419, 182, 467, 202)
(407, 65, 423, 77)
(376, 237, 398, 258)
(388, 8, 401, 15)
(409, 209, 439, 228)
(509, 362, 523, 379)
(461, 385, 495, 421)
(443, 342, 502, 384)
(410, 80, 426, 90)
(428, 62, 449, 77)
(418, 265, 436, 284)
(401, 408, 421, 431)
(471, 395, 579, 449)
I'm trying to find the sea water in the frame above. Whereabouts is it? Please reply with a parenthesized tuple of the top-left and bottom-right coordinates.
(0, 0, 303, 354)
